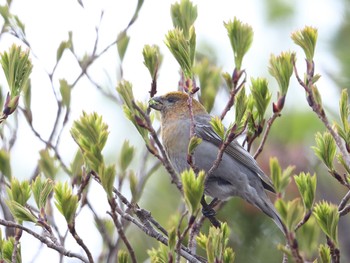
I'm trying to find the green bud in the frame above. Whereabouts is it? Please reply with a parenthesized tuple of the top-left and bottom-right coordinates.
(142, 44, 163, 80)
(313, 201, 339, 245)
(291, 26, 318, 61)
(32, 176, 54, 210)
(117, 31, 130, 62)
(7, 178, 31, 206)
(70, 111, 109, 172)
(270, 157, 293, 194)
(223, 248, 235, 263)
(268, 51, 294, 99)
(222, 72, 233, 90)
(119, 140, 135, 172)
(294, 172, 317, 210)
(250, 77, 271, 122)
(275, 198, 304, 231)
(210, 116, 225, 140)
(168, 227, 176, 252)
(129, 170, 138, 197)
(188, 136, 202, 155)
(54, 181, 78, 224)
(1, 236, 21, 262)
(0, 149, 12, 179)
(117, 250, 129, 263)
(318, 244, 331, 263)
(296, 217, 320, 258)
(224, 17, 253, 71)
(312, 132, 336, 171)
(181, 169, 205, 215)
(116, 80, 135, 110)
(0, 44, 33, 101)
(171, 0, 197, 38)
(235, 86, 248, 129)
(165, 27, 196, 79)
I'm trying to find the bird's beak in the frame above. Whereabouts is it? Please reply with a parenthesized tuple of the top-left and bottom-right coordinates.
(149, 96, 163, 111)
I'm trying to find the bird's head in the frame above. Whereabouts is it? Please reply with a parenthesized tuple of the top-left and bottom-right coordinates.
(149, 91, 207, 121)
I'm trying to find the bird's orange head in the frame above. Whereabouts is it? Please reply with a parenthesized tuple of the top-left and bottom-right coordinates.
(149, 91, 207, 121)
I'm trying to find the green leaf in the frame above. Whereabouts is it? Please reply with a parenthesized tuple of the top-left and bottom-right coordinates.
(6, 200, 37, 223)
(291, 26, 318, 61)
(0, 149, 12, 179)
(210, 116, 225, 140)
(142, 44, 163, 80)
(312, 132, 336, 171)
(181, 169, 205, 215)
(170, 0, 198, 38)
(38, 149, 59, 179)
(224, 17, 253, 70)
(313, 201, 339, 245)
(339, 89, 349, 132)
(7, 178, 31, 206)
(294, 172, 317, 210)
(250, 77, 271, 122)
(59, 79, 71, 109)
(56, 31, 73, 62)
(31, 176, 54, 210)
(117, 31, 130, 62)
(119, 140, 135, 172)
(268, 51, 294, 98)
(54, 181, 78, 224)
(188, 136, 202, 155)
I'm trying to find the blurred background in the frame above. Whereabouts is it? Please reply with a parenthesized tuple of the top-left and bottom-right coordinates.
(0, 0, 349, 262)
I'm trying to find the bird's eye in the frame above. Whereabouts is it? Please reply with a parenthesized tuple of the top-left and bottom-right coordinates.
(167, 97, 178, 103)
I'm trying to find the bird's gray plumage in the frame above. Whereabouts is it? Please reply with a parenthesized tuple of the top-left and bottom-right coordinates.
(162, 113, 285, 234)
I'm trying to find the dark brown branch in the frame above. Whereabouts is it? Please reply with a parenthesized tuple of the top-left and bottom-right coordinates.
(294, 210, 312, 232)
(327, 236, 340, 263)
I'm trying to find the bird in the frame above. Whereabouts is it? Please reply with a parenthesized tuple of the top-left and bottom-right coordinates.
(149, 91, 286, 235)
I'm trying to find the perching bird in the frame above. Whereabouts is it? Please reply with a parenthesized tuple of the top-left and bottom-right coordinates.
(149, 91, 286, 234)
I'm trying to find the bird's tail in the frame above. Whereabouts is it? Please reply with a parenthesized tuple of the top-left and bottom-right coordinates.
(255, 195, 287, 236)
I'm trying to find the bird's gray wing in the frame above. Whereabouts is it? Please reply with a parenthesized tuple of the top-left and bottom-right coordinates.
(194, 115, 275, 193)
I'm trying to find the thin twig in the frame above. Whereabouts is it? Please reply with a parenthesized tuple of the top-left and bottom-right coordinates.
(253, 112, 281, 159)
(293, 60, 350, 170)
(0, 219, 89, 263)
(132, 101, 182, 192)
(68, 222, 94, 263)
(108, 197, 137, 263)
